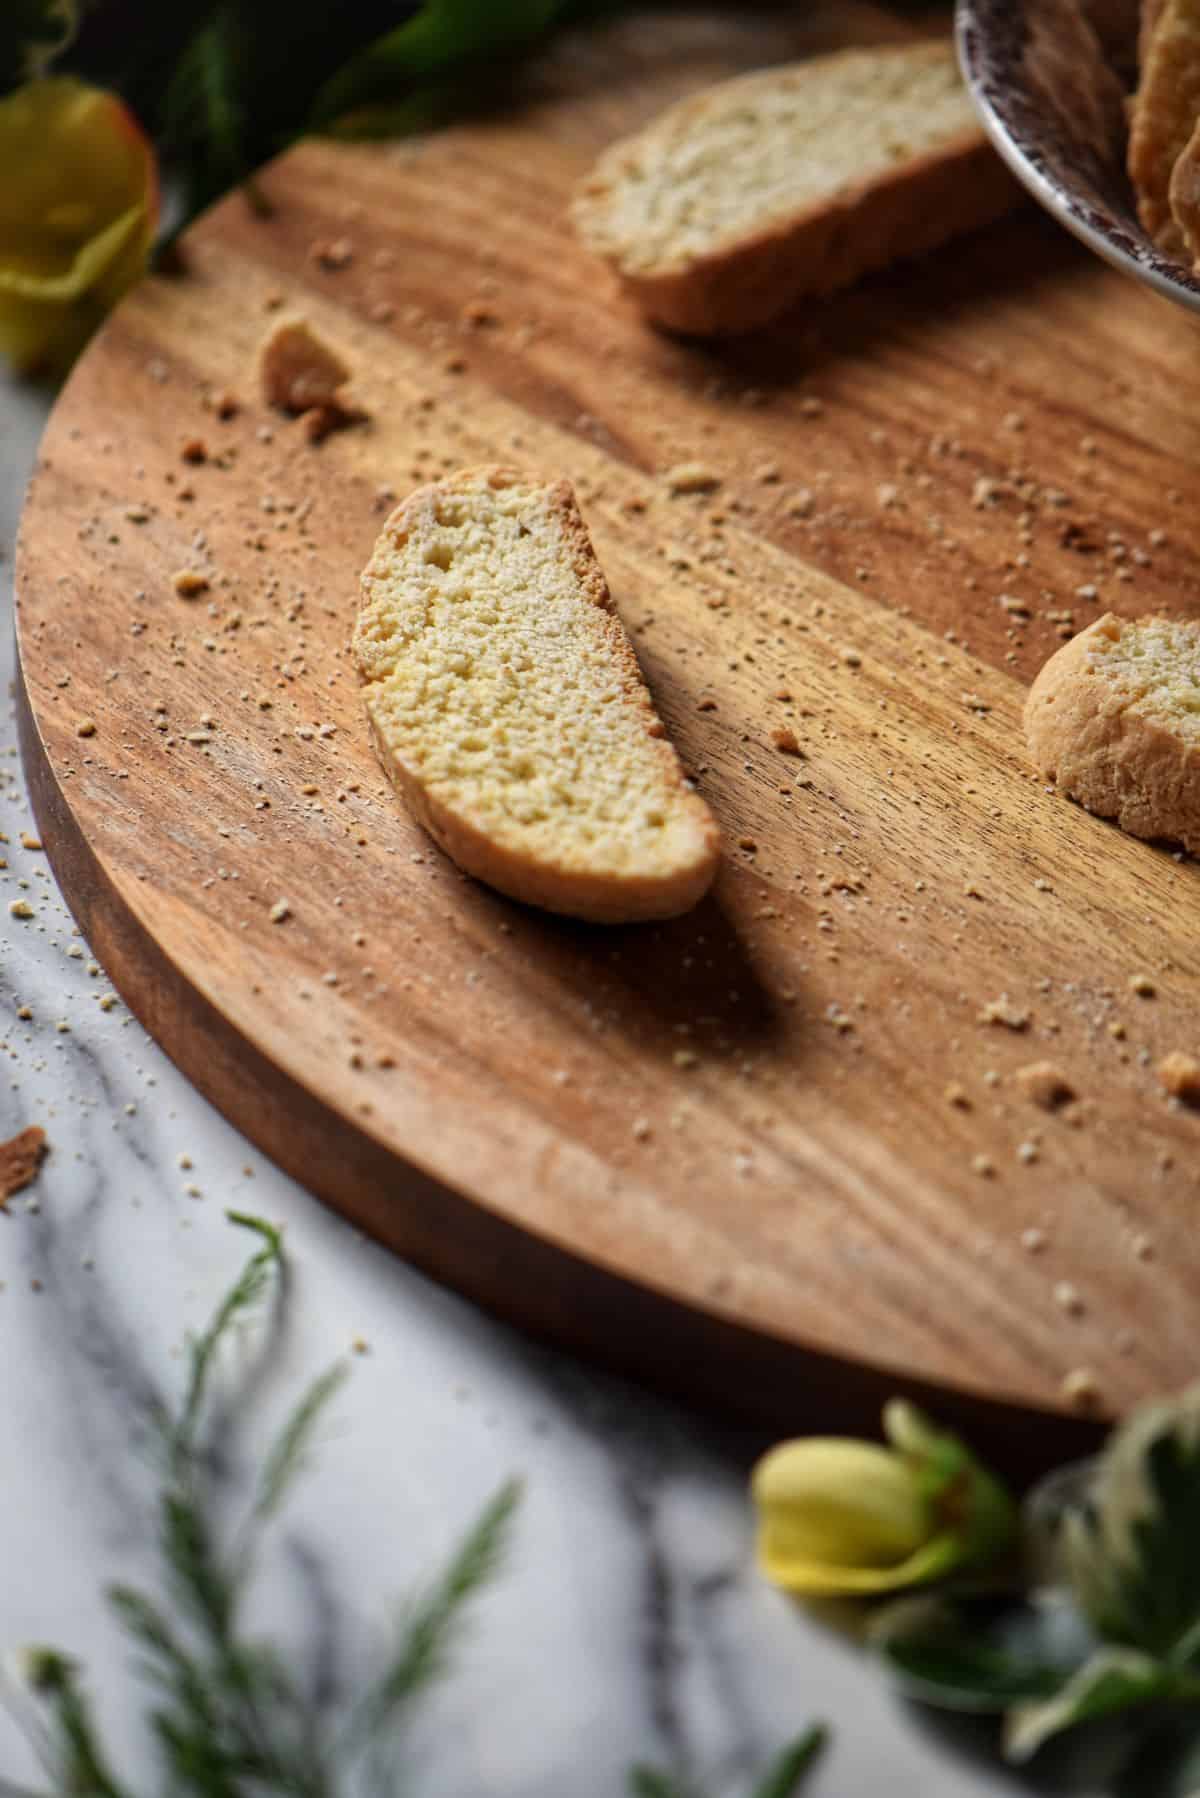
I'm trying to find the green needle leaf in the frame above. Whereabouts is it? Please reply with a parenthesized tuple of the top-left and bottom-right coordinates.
(252, 1363, 348, 1529)
(172, 1213, 283, 1470)
(628, 1770, 689, 1798)
(750, 1724, 829, 1798)
(20, 1652, 131, 1798)
(346, 1476, 522, 1749)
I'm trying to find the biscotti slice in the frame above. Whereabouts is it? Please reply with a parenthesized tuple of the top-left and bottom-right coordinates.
(570, 42, 1017, 336)
(1025, 613, 1200, 852)
(1128, 0, 1200, 251)
(353, 467, 721, 923)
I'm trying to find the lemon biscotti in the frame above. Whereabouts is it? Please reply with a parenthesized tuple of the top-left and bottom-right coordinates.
(570, 42, 1017, 336)
(1025, 612, 1200, 851)
(353, 467, 721, 923)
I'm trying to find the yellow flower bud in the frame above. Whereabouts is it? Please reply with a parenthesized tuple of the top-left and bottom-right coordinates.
(0, 78, 158, 375)
(751, 1404, 1016, 1597)
(753, 1438, 936, 1595)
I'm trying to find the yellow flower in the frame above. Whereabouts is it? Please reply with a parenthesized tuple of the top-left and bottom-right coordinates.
(752, 1401, 1015, 1597)
(0, 77, 158, 375)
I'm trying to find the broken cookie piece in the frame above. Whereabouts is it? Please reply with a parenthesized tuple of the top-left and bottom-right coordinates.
(0, 1126, 48, 1207)
(256, 314, 367, 443)
(258, 315, 350, 413)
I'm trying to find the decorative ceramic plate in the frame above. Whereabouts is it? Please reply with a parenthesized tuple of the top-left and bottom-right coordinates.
(957, 0, 1200, 315)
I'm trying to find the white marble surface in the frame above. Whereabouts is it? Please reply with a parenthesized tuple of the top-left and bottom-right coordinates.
(1, 368, 1058, 1798)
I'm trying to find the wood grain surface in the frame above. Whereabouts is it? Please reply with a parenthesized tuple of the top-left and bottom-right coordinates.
(16, 4, 1200, 1455)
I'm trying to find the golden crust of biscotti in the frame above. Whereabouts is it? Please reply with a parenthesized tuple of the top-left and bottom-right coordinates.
(353, 467, 721, 923)
(1140, 0, 1167, 67)
(569, 45, 1018, 338)
(1128, 0, 1200, 251)
(1024, 613, 1200, 852)
(1169, 111, 1200, 257)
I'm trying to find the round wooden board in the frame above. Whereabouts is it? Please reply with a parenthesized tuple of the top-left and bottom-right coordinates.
(17, 5, 1200, 1467)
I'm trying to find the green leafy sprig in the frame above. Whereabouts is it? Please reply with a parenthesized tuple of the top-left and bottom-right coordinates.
(872, 1385, 1200, 1781)
(6, 1212, 521, 1798)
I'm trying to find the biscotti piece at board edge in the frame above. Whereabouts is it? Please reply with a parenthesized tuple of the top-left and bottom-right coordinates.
(569, 41, 1018, 336)
(352, 467, 721, 923)
(1025, 612, 1200, 852)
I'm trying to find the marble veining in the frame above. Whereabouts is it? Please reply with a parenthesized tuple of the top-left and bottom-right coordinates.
(3, 371, 1046, 1796)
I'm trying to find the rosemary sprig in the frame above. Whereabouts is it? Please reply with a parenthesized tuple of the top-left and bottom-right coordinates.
(8, 1211, 825, 1796)
(340, 1475, 522, 1756)
(9, 1212, 520, 1798)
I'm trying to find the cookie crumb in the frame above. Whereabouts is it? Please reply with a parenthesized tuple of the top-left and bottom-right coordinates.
(1129, 974, 1157, 998)
(1061, 1367, 1101, 1412)
(770, 727, 801, 755)
(1157, 1050, 1200, 1104)
(1053, 1280, 1084, 1316)
(173, 569, 210, 598)
(259, 315, 351, 414)
(664, 462, 719, 495)
(310, 236, 354, 270)
(978, 995, 1030, 1030)
(1015, 1060, 1075, 1110)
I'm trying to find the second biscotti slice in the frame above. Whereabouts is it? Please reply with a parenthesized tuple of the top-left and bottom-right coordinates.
(353, 467, 721, 923)
(570, 42, 1017, 336)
